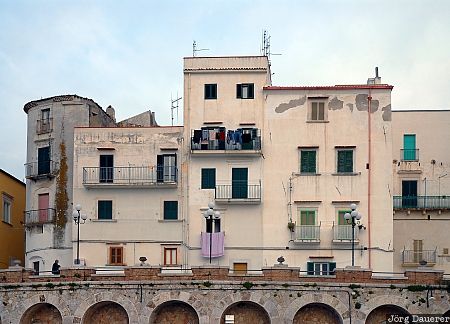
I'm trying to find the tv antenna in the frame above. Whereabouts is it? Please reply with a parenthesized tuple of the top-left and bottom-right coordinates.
(171, 93, 182, 126)
(260, 30, 281, 67)
(193, 40, 209, 57)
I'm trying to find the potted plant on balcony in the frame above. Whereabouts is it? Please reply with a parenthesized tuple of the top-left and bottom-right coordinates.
(287, 221, 295, 232)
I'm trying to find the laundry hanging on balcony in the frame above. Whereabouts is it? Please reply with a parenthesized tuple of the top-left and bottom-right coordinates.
(200, 232, 225, 258)
(191, 127, 260, 150)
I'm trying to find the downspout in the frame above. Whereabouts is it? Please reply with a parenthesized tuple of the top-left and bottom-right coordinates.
(184, 71, 191, 267)
(367, 89, 372, 268)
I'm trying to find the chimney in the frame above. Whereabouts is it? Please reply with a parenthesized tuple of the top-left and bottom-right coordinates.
(367, 67, 381, 85)
(106, 105, 116, 122)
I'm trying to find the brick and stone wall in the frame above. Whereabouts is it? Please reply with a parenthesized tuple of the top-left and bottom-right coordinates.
(1, 266, 449, 324)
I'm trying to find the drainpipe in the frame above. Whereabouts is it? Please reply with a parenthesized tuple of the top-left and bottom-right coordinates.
(367, 89, 372, 269)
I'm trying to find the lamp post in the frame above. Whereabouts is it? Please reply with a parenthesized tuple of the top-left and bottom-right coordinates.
(203, 202, 220, 264)
(344, 203, 362, 267)
(72, 204, 87, 265)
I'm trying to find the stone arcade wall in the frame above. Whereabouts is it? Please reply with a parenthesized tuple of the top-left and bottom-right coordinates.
(0, 266, 449, 324)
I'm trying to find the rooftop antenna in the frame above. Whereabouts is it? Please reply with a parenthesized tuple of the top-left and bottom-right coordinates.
(260, 30, 281, 68)
(171, 93, 182, 126)
(193, 40, 209, 57)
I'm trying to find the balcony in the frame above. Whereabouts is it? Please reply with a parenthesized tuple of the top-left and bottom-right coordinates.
(294, 224, 320, 243)
(25, 160, 58, 180)
(333, 225, 359, 243)
(393, 196, 450, 210)
(24, 208, 56, 226)
(400, 149, 419, 161)
(82, 166, 177, 188)
(215, 181, 261, 204)
(37, 118, 53, 134)
(402, 250, 436, 266)
(191, 128, 261, 156)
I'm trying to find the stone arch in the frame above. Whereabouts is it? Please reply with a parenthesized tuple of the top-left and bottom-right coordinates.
(363, 295, 410, 323)
(149, 300, 199, 324)
(293, 302, 342, 324)
(444, 310, 450, 317)
(284, 293, 348, 323)
(73, 292, 138, 324)
(365, 304, 409, 324)
(16, 293, 72, 323)
(82, 301, 128, 324)
(20, 303, 63, 324)
(220, 301, 271, 324)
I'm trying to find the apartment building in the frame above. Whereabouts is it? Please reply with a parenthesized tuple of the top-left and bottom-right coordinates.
(392, 110, 450, 272)
(0, 169, 25, 268)
(72, 126, 183, 267)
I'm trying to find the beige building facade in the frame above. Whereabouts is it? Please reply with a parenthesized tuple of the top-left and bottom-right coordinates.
(392, 110, 450, 272)
(72, 126, 184, 267)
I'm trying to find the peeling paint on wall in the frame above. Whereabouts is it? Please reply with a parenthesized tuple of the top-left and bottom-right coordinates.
(382, 104, 392, 121)
(346, 103, 354, 112)
(274, 96, 306, 113)
(355, 94, 379, 113)
(328, 97, 344, 110)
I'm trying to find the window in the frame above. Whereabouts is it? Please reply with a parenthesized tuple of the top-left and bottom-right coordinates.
(300, 150, 317, 173)
(403, 134, 417, 161)
(157, 154, 177, 182)
(204, 84, 217, 99)
(98, 200, 112, 220)
(109, 247, 124, 265)
(164, 201, 178, 220)
(307, 262, 336, 275)
(206, 217, 221, 233)
(99, 155, 114, 183)
(38, 108, 51, 134)
(164, 247, 178, 265)
(299, 210, 316, 225)
(236, 83, 254, 99)
(37, 146, 51, 175)
(310, 101, 326, 121)
(337, 149, 354, 173)
(2, 195, 12, 224)
(233, 262, 248, 275)
(337, 210, 351, 225)
(201, 168, 216, 189)
(33, 261, 40, 275)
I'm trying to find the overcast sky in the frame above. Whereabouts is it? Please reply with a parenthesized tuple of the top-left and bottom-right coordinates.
(1, 0, 449, 180)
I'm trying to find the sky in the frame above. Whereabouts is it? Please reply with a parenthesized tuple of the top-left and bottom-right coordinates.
(1, 0, 449, 180)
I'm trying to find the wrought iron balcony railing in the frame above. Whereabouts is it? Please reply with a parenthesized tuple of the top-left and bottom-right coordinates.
(393, 196, 450, 209)
(333, 225, 358, 242)
(215, 181, 261, 203)
(400, 149, 419, 161)
(24, 208, 56, 226)
(37, 118, 53, 134)
(402, 250, 436, 265)
(82, 166, 177, 186)
(25, 160, 59, 179)
(295, 225, 320, 241)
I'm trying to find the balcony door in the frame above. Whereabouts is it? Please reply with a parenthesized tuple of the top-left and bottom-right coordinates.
(402, 180, 417, 208)
(38, 193, 49, 223)
(232, 168, 248, 199)
(413, 239, 423, 263)
(157, 154, 176, 182)
(100, 155, 114, 183)
(37, 146, 50, 175)
(403, 134, 416, 160)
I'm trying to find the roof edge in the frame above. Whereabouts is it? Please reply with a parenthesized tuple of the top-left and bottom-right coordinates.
(263, 85, 394, 91)
(23, 94, 103, 114)
(0, 169, 25, 186)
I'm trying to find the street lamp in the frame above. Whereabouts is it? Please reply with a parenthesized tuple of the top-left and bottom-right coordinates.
(72, 204, 87, 265)
(344, 203, 362, 267)
(203, 202, 220, 264)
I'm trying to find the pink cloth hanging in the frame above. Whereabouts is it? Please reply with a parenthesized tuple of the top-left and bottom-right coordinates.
(201, 232, 225, 258)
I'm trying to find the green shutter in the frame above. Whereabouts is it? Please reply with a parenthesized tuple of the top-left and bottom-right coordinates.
(301, 150, 316, 173)
(338, 150, 353, 173)
(201, 168, 216, 189)
(236, 84, 242, 98)
(329, 262, 336, 274)
(98, 201, 112, 220)
(164, 201, 178, 220)
(300, 210, 315, 225)
(307, 262, 314, 275)
(403, 134, 416, 160)
(248, 84, 254, 99)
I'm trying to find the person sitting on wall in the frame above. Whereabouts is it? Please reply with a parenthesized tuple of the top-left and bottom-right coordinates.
(51, 260, 61, 275)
